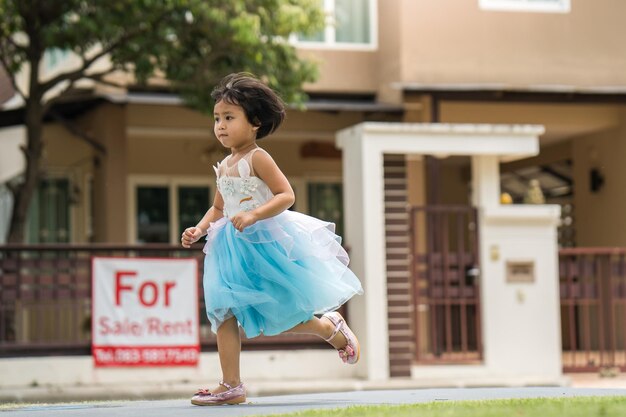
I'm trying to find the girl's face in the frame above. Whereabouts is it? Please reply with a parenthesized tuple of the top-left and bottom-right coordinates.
(213, 100, 259, 151)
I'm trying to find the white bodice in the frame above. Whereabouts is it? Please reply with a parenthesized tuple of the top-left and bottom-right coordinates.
(214, 148, 274, 218)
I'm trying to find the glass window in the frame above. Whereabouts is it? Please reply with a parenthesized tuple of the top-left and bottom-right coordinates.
(297, 0, 375, 46)
(136, 186, 170, 243)
(335, 0, 370, 43)
(134, 183, 211, 244)
(27, 178, 70, 243)
(178, 186, 211, 237)
(0, 184, 12, 243)
(308, 182, 344, 237)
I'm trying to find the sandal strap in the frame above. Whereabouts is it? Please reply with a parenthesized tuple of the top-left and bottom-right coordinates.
(323, 316, 344, 342)
(219, 381, 232, 390)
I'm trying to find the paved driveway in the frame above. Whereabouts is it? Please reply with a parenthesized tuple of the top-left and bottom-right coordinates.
(3, 387, 626, 417)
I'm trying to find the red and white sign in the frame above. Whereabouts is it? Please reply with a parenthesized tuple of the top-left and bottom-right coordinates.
(92, 257, 199, 367)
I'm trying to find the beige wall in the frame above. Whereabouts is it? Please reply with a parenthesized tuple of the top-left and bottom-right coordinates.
(303, 1, 626, 99)
(127, 103, 212, 130)
(440, 158, 472, 205)
(398, 0, 626, 88)
(127, 134, 344, 179)
(84, 104, 128, 243)
(299, 49, 378, 94)
(126, 105, 213, 176)
(439, 101, 623, 147)
(41, 124, 94, 242)
(573, 112, 626, 246)
(374, 0, 402, 103)
(126, 104, 363, 178)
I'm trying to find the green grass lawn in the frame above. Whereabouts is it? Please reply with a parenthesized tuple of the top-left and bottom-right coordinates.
(265, 396, 626, 417)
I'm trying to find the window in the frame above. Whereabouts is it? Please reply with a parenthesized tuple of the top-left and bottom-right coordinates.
(131, 178, 211, 244)
(296, 0, 377, 48)
(0, 184, 12, 243)
(177, 186, 210, 237)
(27, 178, 71, 243)
(479, 0, 570, 13)
(136, 186, 170, 243)
(308, 182, 344, 237)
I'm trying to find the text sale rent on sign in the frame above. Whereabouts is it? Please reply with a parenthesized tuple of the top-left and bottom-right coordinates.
(92, 257, 199, 367)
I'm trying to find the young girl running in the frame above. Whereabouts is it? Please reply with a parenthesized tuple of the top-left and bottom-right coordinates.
(181, 72, 363, 406)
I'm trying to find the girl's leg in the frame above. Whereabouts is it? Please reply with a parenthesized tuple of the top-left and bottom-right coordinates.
(287, 317, 347, 349)
(212, 316, 241, 393)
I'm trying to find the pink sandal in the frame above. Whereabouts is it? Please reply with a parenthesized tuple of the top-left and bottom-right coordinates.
(322, 311, 360, 364)
(191, 381, 246, 406)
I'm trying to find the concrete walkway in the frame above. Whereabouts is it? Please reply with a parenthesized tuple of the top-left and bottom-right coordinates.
(2, 387, 626, 417)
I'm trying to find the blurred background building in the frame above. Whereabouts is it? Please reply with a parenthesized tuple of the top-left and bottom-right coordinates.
(1, 0, 626, 389)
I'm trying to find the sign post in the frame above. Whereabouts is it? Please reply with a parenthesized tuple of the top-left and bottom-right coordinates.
(92, 257, 200, 367)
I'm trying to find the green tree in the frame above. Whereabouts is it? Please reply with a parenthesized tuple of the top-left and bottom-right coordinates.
(0, 0, 323, 243)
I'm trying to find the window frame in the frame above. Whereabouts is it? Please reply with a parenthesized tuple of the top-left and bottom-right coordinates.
(128, 175, 212, 244)
(24, 168, 87, 244)
(291, 175, 344, 232)
(305, 176, 345, 237)
(128, 174, 344, 244)
(293, 0, 378, 51)
(479, 0, 571, 13)
(26, 176, 73, 244)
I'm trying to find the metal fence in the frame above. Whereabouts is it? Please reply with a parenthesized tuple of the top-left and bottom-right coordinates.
(560, 247, 626, 372)
(5, 243, 624, 371)
(0, 244, 326, 357)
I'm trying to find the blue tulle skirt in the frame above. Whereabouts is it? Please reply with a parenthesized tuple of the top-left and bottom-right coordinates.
(202, 211, 363, 337)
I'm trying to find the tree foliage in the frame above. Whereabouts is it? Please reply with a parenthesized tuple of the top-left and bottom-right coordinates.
(0, 0, 324, 242)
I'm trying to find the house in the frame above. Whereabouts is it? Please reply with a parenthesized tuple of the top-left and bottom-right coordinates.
(1, 0, 625, 388)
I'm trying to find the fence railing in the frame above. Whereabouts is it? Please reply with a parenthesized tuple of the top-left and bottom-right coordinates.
(559, 247, 626, 372)
(0, 244, 326, 357)
(6, 244, 622, 370)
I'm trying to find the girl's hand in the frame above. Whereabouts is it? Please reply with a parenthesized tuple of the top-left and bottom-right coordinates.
(181, 226, 205, 248)
(230, 212, 258, 232)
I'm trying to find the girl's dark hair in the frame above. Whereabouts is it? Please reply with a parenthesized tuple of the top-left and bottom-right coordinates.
(211, 72, 286, 140)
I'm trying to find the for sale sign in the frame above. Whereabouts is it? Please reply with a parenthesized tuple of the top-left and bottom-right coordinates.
(92, 257, 199, 367)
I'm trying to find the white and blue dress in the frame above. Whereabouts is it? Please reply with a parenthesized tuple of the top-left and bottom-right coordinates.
(202, 147, 363, 337)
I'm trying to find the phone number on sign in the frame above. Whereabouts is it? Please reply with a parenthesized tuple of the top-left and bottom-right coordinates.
(93, 346, 199, 366)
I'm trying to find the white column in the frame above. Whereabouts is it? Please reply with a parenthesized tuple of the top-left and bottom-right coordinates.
(338, 126, 390, 380)
(471, 155, 500, 208)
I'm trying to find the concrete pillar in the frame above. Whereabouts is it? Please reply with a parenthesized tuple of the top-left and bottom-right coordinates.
(471, 155, 500, 208)
(339, 125, 390, 380)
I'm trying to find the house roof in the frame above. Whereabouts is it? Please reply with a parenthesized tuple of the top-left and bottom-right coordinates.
(0, 95, 107, 128)
(0, 91, 403, 128)
(398, 83, 626, 104)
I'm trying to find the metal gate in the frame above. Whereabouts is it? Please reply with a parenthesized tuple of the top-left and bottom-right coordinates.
(410, 205, 482, 363)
